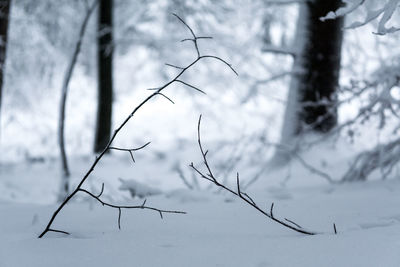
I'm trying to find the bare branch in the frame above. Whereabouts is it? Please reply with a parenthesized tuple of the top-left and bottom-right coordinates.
(236, 173, 241, 196)
(38, 14, 237, 238)
(97, 183, 105, 198)
(165, 63, 185, 70)
(242, 192, 257, 206)
(78, 187, 185, 230)
(155, 92, 175, 104)
(48, 229, 70, 235)
(181, 38, 195, 43)
(118, 208, 122, 230)
(270, 203, 274, 218)
(199, 55, 238, 76)
(190, 116, 321, 235)
(284, 218, 303, 229)
(109, 142, 151, 163)
(172, 13, 196, 39)
(175, 80, 206, 94)
(197, 36, 213, 40)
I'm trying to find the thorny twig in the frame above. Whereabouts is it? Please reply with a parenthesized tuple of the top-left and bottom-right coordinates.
(38, 14, 237, 238)
(78, 184, 184, 229)
(109, 142, 151, 163)
(190, 115, 321, 235)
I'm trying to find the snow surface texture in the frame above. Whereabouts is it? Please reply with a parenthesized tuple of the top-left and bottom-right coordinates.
(1, 142, 400, 267)
(1, 180, 400, 266)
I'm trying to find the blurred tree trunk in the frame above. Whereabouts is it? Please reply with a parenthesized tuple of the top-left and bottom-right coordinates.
(275, 0, 344, 164)
(94, 0, 113, 153)
(0, 0, 11, 138)
(58, 1, 98, 202)
(296, 0, 344, 133)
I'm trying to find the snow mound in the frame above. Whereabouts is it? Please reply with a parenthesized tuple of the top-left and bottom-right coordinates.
(118, 178, 162, 198)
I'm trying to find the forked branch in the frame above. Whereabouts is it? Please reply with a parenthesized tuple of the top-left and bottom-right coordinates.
(190, 115, 320, 235)
(38, 14, 237, 238)
(109, 142, 151, 163)
(78, 184, 185, 229)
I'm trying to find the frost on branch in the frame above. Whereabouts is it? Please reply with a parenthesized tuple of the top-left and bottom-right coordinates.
(320, 0, 400, 35)
(339, 59, 400, 181)
(342, 138, 400, 181)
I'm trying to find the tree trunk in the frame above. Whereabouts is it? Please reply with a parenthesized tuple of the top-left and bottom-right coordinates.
(274, 0, 344, 165)
(296, 0, 344, 134)
(0, 0, 11, 138)
(94, 0, 113, 153)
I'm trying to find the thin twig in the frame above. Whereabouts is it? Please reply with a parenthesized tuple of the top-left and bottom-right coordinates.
(155, 92, 175, 104)
(118, 208, 122, 230)
(165, 63, 185, 70)
(270, 203, 274, 218)
(108, 142, 151, 163)
(175, 80, 206, 94)
(97, 183, 105, 198)
(48, 229, 70, 235)
(284, 218, 303, 229)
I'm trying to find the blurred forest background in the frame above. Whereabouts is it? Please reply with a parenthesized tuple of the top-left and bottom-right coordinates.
(1, 0, 400, 202)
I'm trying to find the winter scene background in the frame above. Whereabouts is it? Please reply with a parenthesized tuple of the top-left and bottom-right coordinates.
(1, 0, 400, 266)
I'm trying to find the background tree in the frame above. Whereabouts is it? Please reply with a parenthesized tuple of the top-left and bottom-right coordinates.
(276, 0, 344, 163)
(0, 0, 11, 138)
(94, 0, 113, 153)
(58, 1, 97, 202)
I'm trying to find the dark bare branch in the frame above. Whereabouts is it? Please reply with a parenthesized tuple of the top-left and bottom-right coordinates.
(118, 208, 122, 230)
(165, 63, 185, 70)
(48, 229, 70, 235)
(191, 116, 321, 236)
(284, 218, 303, 229)
(172, 13, 196, 39)
(97, 183, 105, 198)
(200, 55, 238, 76)
(197, 36, 213, 40)
(155, 92, 175, 104)
(175, 80, 206, 94)
(38, 13, 237, 238)
(78, 187, 185, 229)
(270, 203, 274, 218)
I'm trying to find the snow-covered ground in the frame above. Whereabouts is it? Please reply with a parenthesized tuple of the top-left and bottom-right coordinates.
(1, 143, 400, 267)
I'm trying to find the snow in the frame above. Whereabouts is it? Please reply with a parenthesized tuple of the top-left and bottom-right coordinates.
(119, 178, 163, 198)
(1, 144, 400, 267)
(2, 1, 400, 266)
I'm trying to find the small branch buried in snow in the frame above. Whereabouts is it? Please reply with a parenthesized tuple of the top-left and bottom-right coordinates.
(191, 115, 337, 236)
